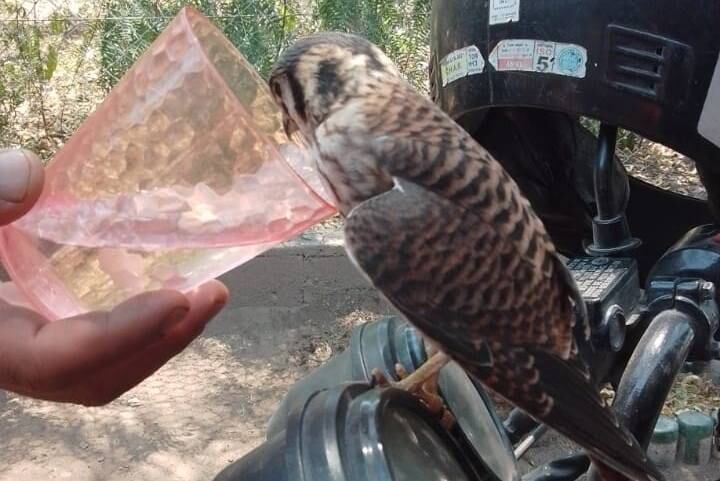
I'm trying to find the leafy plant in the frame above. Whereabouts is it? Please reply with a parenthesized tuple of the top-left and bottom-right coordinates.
(218, 0, 298, 77)
(98, 0, 176, 90)
(579, 116, 645, 160)
(0, 1, 68, 150)
(2, 0, 433, 157)
(96, 0, 431, 91)
(98, 0, 299, 89)
(310, 0, 431, 90)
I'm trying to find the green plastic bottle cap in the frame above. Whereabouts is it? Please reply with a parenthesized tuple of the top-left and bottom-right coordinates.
(652, 415, 679, 443)
(677, 411, 714, 438)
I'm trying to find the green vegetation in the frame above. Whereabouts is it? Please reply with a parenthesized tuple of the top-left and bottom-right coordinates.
(0, 0, 432, 157)
(97, 0, 431, 90)
(0, 0, 701, 203)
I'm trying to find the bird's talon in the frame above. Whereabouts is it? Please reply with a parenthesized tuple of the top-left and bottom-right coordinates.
(371, 368, 391, 388)
(439, 409, 456, 430)
(394, 362, 409, 381)
(419, 385, 445, 413)
(369, 354, 455, 428)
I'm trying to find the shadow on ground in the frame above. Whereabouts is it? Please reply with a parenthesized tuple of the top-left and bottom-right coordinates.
(0, 299, 392, 480)
(0, 240, 718, 481)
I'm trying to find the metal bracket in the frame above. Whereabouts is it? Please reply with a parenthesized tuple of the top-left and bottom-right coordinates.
(646, 278, 720, 361)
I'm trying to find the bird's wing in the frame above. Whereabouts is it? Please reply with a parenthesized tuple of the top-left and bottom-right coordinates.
(344, 185, 661, 481)
(368, 114, 589, 338)
(343, 180, 571, 352)
(356, 88, 590, 340)
(318, 96, 589, 351)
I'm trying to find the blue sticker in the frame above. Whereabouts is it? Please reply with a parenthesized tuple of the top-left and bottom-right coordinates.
(490, 39, 587, 78)
(557, 46, 585, 75)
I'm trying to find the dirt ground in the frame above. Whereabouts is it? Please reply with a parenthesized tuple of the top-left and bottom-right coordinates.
(2, 310, 717, 481)
(1, 235, 718, 481)
(0, 337, 282, 481)
(0, 295, 383, 481)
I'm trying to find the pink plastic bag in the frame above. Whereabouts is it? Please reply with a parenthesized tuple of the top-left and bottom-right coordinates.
(0, 7, 336, 319)
(0, 282, 35, 310)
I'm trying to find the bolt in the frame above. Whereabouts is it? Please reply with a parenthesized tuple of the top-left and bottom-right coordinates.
(711, 341, 720, 359)
(604, 305, 626, 352)
(701, 281, 716, 301)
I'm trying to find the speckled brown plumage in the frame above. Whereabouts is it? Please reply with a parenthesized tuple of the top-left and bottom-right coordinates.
(269, 32, 663, 481)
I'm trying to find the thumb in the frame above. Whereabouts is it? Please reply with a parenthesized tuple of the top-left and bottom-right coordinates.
(0, 149, 45, 226)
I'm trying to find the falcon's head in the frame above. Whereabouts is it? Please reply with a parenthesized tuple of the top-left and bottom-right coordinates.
(268, 32, 401, 142)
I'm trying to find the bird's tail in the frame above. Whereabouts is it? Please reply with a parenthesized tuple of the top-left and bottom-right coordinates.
(590, 457, 648, 481)
(476, 345, 664, 481)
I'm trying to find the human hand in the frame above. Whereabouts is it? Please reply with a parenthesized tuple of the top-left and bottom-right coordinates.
(0, 148, 229, 405)
(0, 148, 44, 224)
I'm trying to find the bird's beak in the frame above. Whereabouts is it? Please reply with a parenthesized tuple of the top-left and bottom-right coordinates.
(283, 116, 299, 138)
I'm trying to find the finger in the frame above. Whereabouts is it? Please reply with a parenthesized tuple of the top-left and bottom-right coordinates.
(47, 281, 228, 405)
(24, 289, 191, 390)
(164, 280, 228, 338)
(0, 282, 35, 309)
(0, 149, 44, 225)
(0, 302, 50, 390)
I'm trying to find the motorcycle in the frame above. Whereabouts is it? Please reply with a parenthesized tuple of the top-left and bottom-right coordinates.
(212, 1, 720, 479)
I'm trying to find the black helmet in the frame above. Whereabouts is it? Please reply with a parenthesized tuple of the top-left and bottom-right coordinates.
(428, 0, 717, 273)
(429, 0, 720, 165)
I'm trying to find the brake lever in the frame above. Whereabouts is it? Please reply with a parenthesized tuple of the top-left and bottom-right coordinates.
(521, 453, 590, 481)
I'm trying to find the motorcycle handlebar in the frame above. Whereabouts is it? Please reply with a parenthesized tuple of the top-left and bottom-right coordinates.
(523, 308, 696, 481)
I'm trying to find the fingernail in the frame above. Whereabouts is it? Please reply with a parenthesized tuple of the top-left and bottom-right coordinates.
(0, 149, 31, 203)
(202, 296, 226, 324)
(213, 293, 228, 308)
(163, 306, 190, 331)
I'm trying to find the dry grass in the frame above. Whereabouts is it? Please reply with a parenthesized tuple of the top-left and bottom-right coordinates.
(663, 372, 720, 416)
(600, 370, 719, 418)
(619, 138, 706, 200)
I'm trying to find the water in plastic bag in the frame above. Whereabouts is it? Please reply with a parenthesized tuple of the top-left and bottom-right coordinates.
(0, 7, 336, 319)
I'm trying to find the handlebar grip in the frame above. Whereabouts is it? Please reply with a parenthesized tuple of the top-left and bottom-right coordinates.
(587, 309, 696, 481)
